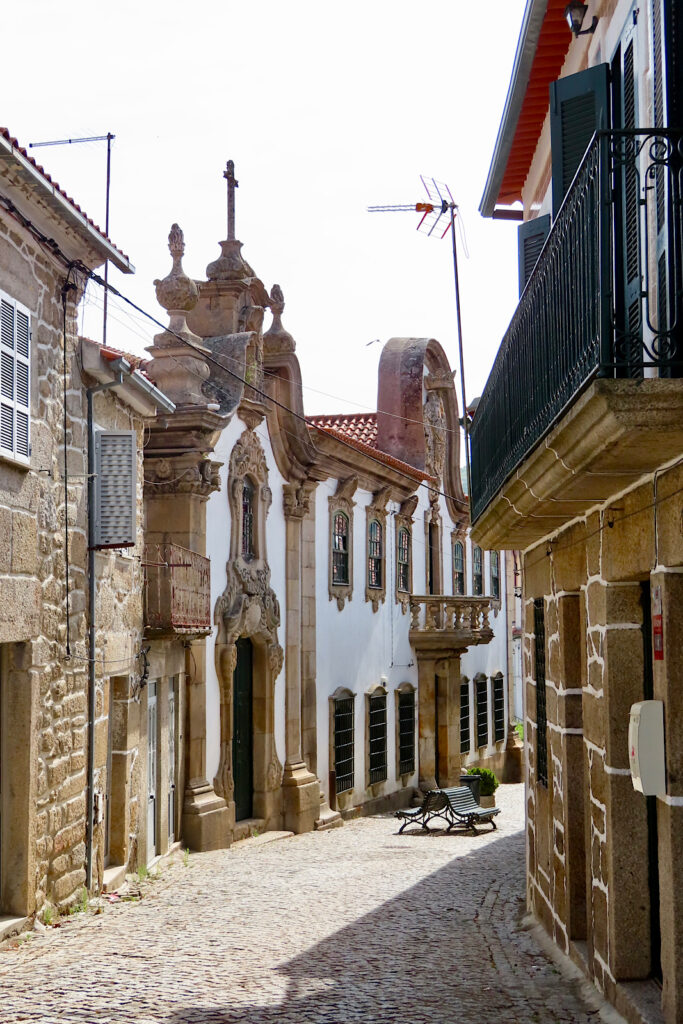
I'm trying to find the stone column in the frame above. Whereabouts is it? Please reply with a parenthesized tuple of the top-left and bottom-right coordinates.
(417, 656, 438, 791)
(282, 484, 324, 833)
(438, 655, 462, 787)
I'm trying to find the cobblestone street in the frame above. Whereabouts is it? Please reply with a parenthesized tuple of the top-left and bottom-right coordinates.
(0, 784, 617, 1024)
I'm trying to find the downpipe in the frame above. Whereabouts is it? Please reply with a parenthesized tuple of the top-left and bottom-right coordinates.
(85, 371, 123, 892)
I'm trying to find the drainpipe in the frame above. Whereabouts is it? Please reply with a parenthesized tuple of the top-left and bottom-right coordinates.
(85, 367, 124, 892)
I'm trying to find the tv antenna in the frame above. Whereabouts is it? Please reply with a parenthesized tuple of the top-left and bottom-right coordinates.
(29, 133, 115, 345)
(368, 176, 472, 501)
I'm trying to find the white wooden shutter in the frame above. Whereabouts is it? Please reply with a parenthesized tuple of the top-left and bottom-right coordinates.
(93, 430, 137, 548)
(0, 290, 31, 465)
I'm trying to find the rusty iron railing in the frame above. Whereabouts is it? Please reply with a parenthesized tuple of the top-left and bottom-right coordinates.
(143, 542, 211, 634)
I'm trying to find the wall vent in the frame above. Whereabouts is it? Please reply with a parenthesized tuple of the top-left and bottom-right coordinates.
(93, 430, 137, 549)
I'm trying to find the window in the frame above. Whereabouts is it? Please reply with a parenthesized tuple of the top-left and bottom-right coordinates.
(493, 672, 505, 742)
(453, 540, 465, 595)
(367, 519, 382, 589)
(0, 292, 31, 464)
(368, 691, 387, 785)
(534, 599, 548, 787)
(332, 511, 349, 585)
(397, 688, 415, 775)
(476, 675, 488, 748)
(490, 551, 500, 600)
(334, 696, 354, 794)
(397, 527, 410, 592)
(473, 546, 483, 596)
(460, 678, 470, 755)
(241, 478, 255, 559)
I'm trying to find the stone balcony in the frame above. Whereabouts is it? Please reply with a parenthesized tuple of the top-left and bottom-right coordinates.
(409, 595, 494, 656)
(143, 542, 211, 636)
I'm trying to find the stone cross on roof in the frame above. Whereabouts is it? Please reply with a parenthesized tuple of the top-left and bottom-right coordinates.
(224, 160, 238, 241)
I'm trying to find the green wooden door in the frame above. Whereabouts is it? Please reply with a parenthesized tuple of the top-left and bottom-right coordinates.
(232, 638, 253, 821)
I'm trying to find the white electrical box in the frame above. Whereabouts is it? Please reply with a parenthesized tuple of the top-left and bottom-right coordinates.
(628, 701, 666, 796)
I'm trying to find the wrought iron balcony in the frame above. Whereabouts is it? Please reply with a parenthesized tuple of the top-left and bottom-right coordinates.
(470, 130, 683, 524)
(143, 542, 211, 635)
(409, 596, 494, 654)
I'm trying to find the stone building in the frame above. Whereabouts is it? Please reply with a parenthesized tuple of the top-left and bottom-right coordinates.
(0, 128, 173, 928)
(471, 2, 683, 1021)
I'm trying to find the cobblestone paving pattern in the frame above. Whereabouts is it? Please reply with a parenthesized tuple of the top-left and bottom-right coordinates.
(0, 785, 610, 1023)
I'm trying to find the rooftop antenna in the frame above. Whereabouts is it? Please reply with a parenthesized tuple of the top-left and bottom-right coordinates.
(368, 176, 472, 502)
(29, 134, 115, 344)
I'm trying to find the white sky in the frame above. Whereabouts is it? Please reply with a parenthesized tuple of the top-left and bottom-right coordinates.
(5, 0, 526, 417)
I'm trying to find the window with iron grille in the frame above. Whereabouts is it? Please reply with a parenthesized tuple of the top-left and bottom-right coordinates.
(493, 672, 505, 742)
(453, 540, 465, 595)
(534, 599, 548, 787)
(397, 527, 410, 592)
(0, 291, 31, 465)
(242, 479, 255, 560)
(368, 692, 387, 784)
(490, 551, 500, 600)
(476, 675, 488, 748)
(334, 697, 354, 794)
(397, 689, 415, 775)
(368, 519, 382, 589)
(473, 546, 483, 596)
(460, 679, 470, 754)
(332, 511, 349, 585)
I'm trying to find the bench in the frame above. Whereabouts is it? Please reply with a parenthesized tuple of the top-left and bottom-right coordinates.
(394, 790, 451, 833)
(441, 786, 500, 831)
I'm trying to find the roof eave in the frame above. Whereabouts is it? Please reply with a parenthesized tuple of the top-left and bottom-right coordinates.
(479, 0, 549, 217)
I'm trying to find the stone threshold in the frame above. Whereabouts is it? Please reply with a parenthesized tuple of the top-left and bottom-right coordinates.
(569, 939, 664, 1024)
(0, 915, 28, 943)
(231, 827, 294, 849)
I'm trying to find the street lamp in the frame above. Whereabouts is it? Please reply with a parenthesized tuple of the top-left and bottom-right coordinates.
(564, 1, 598, 36)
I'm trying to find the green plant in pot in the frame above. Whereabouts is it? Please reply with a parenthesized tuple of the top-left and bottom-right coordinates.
(466, 767, 500, 798)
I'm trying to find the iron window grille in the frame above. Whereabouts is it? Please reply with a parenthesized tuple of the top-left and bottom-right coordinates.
(476, 676, 488, 748)
(332, 511, 349, 585)
(368, 519, 383, 589)
(368, 693, 387, 784)
(397, 527, 410, 592)
(398, 690, 415, 775)
(242, 478, 255, 560)
(491, 551, 500, 600)
(473, 546, 483, 596)
(453, 540, 465, 595)
(460, 680, 470, 755)
(334, 697, 354, 794)
(493, 673, 505, 742)
(534, 599, 548, 787)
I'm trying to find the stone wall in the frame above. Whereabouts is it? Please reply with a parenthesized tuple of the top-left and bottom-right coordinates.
(523, 458, 683, 1021)
(0, 207, 145, 915)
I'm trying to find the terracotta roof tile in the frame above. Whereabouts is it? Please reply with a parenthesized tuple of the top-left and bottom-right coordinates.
(307, 412, 378, 447)
(0, 127, 131, 264)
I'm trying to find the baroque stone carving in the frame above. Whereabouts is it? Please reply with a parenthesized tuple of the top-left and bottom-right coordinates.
(424, 390, 447, 482)
(328, 476, 358, 611)
(365, 486, 392, 613)
(144, 455, 222, 496)
(263, 284, 296, 356)
(283, 482, 311, 520)
(395, 495, 418, 614)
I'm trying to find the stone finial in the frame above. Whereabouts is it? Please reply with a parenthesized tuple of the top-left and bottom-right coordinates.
(154, 224, 199, 313)
(263, 283, 295, 355)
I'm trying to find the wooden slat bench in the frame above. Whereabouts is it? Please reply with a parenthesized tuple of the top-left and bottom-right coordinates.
(441, 786, 500, 831)
(394, 790, 451, 833)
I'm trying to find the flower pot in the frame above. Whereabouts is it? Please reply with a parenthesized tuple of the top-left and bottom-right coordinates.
(480, 794, 496, 808)
(460, 774, 481, 804)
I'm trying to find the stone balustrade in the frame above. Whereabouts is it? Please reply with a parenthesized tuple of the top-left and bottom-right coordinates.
(409, 595, 494, 654)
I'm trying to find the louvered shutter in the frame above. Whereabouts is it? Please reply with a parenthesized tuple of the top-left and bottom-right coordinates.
(517, 215, 551, 296)
(550, 64, 610, 219)
(0, 291, 31, 465)
(93, 430, 137, 548)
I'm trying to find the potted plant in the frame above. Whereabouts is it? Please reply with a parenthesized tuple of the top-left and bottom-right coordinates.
(465, 767, 500, 807)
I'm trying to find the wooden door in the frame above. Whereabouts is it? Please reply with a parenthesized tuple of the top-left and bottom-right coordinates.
(232, 639, 253, 821)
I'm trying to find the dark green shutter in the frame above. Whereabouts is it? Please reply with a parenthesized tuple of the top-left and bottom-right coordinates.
(517, 214, 551, 296)
(550, 63, 610, 218)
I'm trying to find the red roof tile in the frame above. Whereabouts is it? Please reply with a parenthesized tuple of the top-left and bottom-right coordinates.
(0, 127, 131, 264)
(307, 412, 378, 447)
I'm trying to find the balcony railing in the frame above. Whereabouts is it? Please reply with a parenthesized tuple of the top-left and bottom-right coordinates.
(143, 542, 211, 634)
(470, 129, 683, 523)
(409, 596, 494, 652)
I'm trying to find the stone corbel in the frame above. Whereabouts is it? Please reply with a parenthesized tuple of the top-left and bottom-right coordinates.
(144, 454, 223, 497)
(283, 482, 311, 520)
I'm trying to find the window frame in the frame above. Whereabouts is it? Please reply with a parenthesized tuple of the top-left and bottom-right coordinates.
(328, 478, 357, 610)
(460, 676, 471, 756)
(366, 683, 388, 787)
(453, 537, 466, 596)
(241, 476, 256, 561)
(473, 545, 483, 597)
(367, 518, 383, 590)
(365, 491, 389, 612)
(475, 673, 488, 749)
(397, 526, 410, 593)
(0, 289, 31, 467)
(331, 688, 355, 797)
(395, 683, 416, 777)
(490, 550, 500, 601)
(493, 672, 505, 743)
(332, 510, 350, 586)
(394, 496, 417, 613)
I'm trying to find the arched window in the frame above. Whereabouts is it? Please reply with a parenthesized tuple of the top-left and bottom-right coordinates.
(490, 550, 500, 599)
(453, 540, 465, 595)
(367, 519, 383, 589)
(397, 527, 410, 592)
(332, 511, 349, 585)
(241, 478, 255, 560)
(473, 545, 483, 596)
